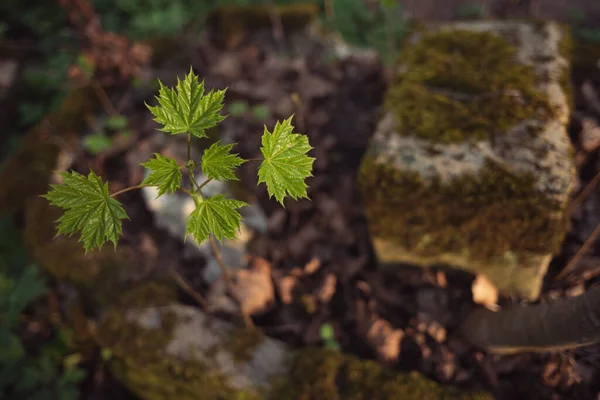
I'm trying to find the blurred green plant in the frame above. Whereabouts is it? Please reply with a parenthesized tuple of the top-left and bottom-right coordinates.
(18, 53, 74, 128)
(0, 217, 87, 400)
(327, 0, 408, 64)
(251, 103, 270, 120)
(228, 100, 250, 117)
(456, 4, 485, 20)
(82, 115, 130, 155)
(567, 7, 600, 43)
(91, 0, 216, 39)
(228, 100, 271, 121)
(319, 323, 340, 351)
(83, 132, 114, 155)
(1, 0, 76, 130)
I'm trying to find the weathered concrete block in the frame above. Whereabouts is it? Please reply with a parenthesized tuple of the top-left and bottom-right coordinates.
(359, 21, 576, 300)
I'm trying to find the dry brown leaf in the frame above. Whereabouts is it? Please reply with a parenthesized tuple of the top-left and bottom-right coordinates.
(582, 81, 600, 117)
(471, 274, 499, 311)
(436, 271, 448, 288)
(580, 117, 600, 153)
(566, 284, 585, 297)
(234, 257, 274, 316)
(355, 280, 371, 295)
(365, 318, 404, 364)
(317, 273, 337, 304)
(208, 257, 275, 316)
(304, 258, 321, 275)
(275, 274, 297, 305)
(426, 320, 447, 343)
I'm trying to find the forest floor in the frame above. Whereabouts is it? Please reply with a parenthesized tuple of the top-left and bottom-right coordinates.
(6, 1, 600, 399)
(73, 21, 600, 400)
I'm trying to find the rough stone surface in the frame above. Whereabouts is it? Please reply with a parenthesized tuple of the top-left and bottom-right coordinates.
(106, 305, 491, 400)
(130, 305, 287, 391)
(359, 21, 576, 300)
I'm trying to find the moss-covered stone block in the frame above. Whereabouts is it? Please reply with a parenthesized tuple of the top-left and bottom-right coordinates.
(208, 3, 320, 39)
(99, 305, 491, 400)
(359, 21, 576, 300)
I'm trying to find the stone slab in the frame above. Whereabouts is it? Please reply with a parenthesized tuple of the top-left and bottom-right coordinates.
(359, 21, 576, 300)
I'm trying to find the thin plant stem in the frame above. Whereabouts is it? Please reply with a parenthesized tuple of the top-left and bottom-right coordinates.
(170, 269, 208, 310)
(208, 235, 232, 284)
(324, 0, 335, 31)
(187, 132, 197, 192)
(555, 221, 600, 281)
(570, 171, 600, 212)
(110, 184, 147, 198)
(187, 132, 191, 164)
(208, 235, 254, 327)
(266, 0, 284, 51)
(111, 184, 193, 198)
(198, 178, 213, 191)
(92, 80, 118, 116)
(190, 174, 202, 192)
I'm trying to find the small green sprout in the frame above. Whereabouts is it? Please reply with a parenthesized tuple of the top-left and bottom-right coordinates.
(43, 67, 315, 253)
(319, 323, 341, 351)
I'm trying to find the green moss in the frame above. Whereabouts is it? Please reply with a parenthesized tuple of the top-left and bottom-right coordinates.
(226, 326, 265, 364)
(358, 156, 568, 262)
(558, 25, 574, 112)
(97, 308, 260, 400)
(113, 281, 178, 309)
(385, 29, 554, 144)
(267, 348, 491, 400)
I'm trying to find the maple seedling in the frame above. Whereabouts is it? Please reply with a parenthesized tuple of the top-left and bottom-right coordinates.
(42, 68, 315, 323)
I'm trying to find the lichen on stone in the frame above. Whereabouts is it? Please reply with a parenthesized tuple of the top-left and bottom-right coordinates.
(97, 307, 261, 400)
(225, 326, 265, 364)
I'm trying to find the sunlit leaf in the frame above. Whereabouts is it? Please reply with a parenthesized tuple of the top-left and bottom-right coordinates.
(201, 141, 246, 182)
(146, 67, 227, 138)
(258, 116, 315, 205)
(185, 194, 248, 244)
(42, 170, 129, 252)
(141, 153, 182, 197)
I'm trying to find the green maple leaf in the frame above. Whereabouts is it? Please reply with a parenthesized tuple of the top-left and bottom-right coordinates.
(258, 116, 315, 205)
(201, 141, 246, 182)
(42, 171, 129, 252)
(146, 67, 227, 139)
(141, 153, 182, 197)
(185, 194, 248, 244)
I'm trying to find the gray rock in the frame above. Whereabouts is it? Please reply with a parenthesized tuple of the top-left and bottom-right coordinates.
(129, 305, 287, 391)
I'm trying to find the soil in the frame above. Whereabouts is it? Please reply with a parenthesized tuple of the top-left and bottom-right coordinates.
(7, 1, 600, 399)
